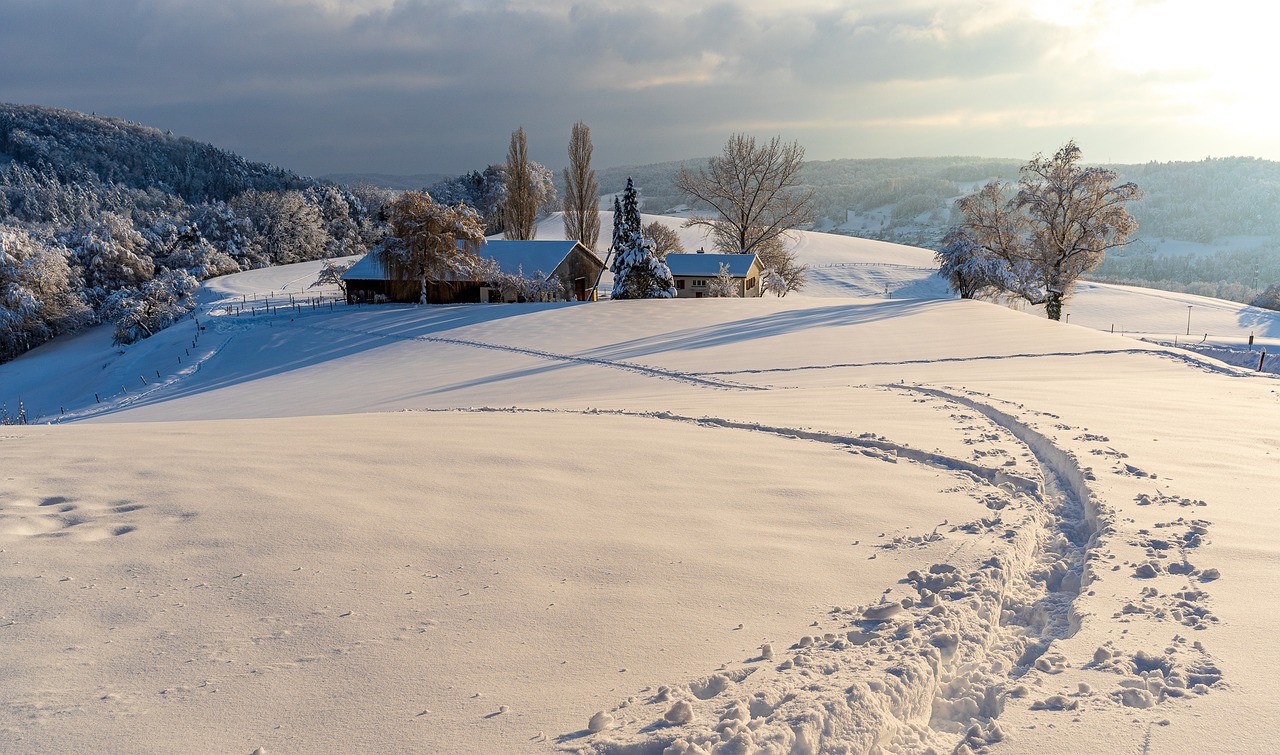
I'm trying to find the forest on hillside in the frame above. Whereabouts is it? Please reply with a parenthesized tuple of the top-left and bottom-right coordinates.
(0, 104, 394, 362)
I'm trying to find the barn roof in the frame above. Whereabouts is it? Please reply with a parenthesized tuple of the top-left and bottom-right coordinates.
(665, 253, 760, 278)
(342, 239, 602, 282)
(484, 239, 593, 277)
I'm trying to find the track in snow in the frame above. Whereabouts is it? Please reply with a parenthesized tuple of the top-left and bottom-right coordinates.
(524, 387, 1111, 754)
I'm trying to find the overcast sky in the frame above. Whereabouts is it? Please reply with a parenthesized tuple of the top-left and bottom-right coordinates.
(2, 0, 1276, 177)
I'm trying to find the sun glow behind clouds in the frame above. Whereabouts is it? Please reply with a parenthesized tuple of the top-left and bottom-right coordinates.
(1032, 0, 1278, 151)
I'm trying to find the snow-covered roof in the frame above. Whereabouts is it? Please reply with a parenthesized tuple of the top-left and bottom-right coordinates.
(340, 251, 389, 281)
(665, 253, 760, 278)
(483, 240, 595, 277)
(341, 240, 601, 281)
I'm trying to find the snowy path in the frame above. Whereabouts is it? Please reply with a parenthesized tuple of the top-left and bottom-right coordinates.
(559, 386, 1222, 754)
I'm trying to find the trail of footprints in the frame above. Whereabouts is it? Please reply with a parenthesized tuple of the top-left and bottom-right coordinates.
(560, 387, 1225, 754)
(0, 493, 146, 541)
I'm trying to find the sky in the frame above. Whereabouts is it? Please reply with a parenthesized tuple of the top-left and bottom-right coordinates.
(2, 0, 1277, 177)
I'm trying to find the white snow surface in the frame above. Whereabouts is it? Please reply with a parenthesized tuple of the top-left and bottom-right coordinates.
(1, 217, 1279, 754)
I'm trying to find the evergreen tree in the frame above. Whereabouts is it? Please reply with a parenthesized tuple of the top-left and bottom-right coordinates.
(610, 178, 675, 300)
(609, 195, 624, 274)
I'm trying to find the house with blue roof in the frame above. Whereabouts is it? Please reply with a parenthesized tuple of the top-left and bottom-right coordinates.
(664, 252, 765, 298)
(342, 239, 605, 304)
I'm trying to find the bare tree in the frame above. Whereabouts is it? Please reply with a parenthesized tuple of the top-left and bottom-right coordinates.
(380, 191, 487, 304)
(944, 141, 1142, 320)
(562, 121, 601, 251)
(675, 134, 816, 256)
(503, 127, 537, 240)
(642, 221, 684, 258)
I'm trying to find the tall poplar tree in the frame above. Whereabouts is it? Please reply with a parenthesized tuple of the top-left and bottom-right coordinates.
(562, 121, 600, 251)
(502, 126, 537, 240)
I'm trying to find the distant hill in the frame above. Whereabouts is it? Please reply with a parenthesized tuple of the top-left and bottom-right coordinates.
(0, 103, 314, 202)
(319, 172, 449, 191)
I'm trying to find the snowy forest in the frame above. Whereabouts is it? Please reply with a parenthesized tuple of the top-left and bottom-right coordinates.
(0, 104, 404, 361)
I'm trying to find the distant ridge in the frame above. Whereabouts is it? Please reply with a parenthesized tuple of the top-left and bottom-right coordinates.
(320, 172, 450, 191)
(0, 103, 313, 202)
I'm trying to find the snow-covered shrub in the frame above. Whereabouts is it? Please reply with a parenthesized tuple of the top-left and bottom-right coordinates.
(705, 263, 741, 297)
(490, 266, 565, 302)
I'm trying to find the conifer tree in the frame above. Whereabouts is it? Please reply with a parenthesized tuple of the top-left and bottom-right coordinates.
(610, 178, 675, 300)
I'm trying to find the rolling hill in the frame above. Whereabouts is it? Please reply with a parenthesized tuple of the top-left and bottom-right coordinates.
(1, 220, 1277, 754)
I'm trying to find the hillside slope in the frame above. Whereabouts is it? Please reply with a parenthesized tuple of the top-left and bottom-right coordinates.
(1, 231, 1278, 754)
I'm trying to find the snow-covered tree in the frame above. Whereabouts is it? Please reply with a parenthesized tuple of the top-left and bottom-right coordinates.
(611, 178, 675, 300)
(0, 227, 91, 359)
(74, 212, 155, 303)
(706, 263, 741, 298)
(609, 195, 624, 272)
(379, 191, 488, 304)
(944, 141, 1142, 320)
(231, 190, 328, 266)
(1251, 284, 1280, 311)
(311, 258, 355, 295)
(102, 269, 199, 345)
(429, 165, 508, 235)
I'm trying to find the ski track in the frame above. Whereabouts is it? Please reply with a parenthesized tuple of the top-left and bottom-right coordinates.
(442, 390, 1214, 755)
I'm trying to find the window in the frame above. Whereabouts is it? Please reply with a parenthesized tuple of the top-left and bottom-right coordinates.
(747, 277, 756, 290)
(676, 279, 685, 289)
(692, 279, 706, 288)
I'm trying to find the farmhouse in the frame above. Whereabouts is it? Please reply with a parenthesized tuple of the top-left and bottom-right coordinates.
(665, 252, 764, 298)
(342, 239, 605, 304)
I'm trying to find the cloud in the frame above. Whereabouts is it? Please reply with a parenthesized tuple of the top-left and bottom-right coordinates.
(0, 0, 1274, 175)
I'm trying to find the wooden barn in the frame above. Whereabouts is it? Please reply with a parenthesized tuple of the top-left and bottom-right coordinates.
(342, 239, 605, 304)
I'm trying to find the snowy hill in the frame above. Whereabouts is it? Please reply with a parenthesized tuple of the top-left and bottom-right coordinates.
(1, 228, 1278, 754)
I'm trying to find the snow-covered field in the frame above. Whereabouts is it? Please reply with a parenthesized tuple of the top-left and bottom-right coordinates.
(2, 216, 1278, 754)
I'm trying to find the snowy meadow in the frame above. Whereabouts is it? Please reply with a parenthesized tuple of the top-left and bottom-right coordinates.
(1, 216, 1278, 754)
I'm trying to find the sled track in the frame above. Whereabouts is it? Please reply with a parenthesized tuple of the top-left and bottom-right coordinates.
(475, 390, 1109, 754)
